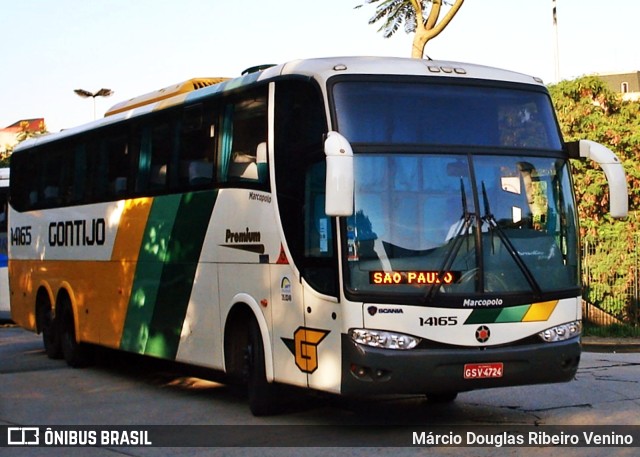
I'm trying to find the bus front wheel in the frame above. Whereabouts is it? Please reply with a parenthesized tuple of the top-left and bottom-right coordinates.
(246, 317, 281, 416)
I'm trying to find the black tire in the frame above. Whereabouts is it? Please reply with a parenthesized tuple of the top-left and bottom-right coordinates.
(246, 317, 281, 416)
(59, 301, 92, 368)
(425, 392, 458, 403)
(38, 301, 62, 359)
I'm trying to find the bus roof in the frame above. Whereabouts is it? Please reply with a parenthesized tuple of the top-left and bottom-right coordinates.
(270, 56, 545, 86)
(105, 77, 229, 116)
(13, 57, 546, 152)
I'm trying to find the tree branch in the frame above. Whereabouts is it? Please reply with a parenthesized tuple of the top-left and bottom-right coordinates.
(411, 0, 464, 58)
(425, 0, 442, 30)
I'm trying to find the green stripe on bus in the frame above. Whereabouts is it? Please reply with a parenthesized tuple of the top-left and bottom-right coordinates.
(464, 304, 532, 325)
(464, 308, 501, 325)
(120, 194, 183, 354)
(495, 305, 530, 323)
(145, 191, 217, 359)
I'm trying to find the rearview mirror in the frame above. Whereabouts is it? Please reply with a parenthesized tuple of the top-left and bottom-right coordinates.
(567, 140, 628, 218)
(324, 132, 354, 216)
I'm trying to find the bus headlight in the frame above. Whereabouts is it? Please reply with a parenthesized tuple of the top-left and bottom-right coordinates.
(538, 320, 582, 343)
(349, 328, 420, 350)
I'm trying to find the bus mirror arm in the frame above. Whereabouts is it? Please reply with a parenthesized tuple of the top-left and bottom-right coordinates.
(324, 132, 354, 217)
(567, 140, 628, 219)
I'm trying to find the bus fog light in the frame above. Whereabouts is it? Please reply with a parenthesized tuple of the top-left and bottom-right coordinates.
(349, 328, 420, 350)
(538, 321, 582, 342)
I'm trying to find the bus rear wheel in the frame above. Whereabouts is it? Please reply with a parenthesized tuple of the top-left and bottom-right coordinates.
(246, 317, 281, 416)
(37, 295, 62, 359)
(59, 300, 92, 368)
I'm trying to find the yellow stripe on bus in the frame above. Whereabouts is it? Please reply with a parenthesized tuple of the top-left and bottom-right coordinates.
(522, 300, 559, 322)
(111, 198, 153, 261)
(105, 197, 154, 346)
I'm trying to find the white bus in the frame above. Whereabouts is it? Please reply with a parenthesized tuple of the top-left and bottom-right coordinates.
(9, 57, 628, 415)
(0, 168, 9, 320)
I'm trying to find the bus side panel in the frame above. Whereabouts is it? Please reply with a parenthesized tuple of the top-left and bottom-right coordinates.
(269, 263, 307, 388)
(7, 260, 38, 331)
(303, 285, 343, 394)
(119, 192, 217, 359)
(8, 200, 130, 339)
(175, 262, 223, 369)
(9, 259, 139, 347)
(103, 198, 154, 347)
(174, 189, 284, 371)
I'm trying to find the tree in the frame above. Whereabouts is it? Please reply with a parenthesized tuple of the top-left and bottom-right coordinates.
(0, 120, 48, 166)
(549, 76, 640, 323)
(549, 76, 640, 233)
(357, 0, 465, 58)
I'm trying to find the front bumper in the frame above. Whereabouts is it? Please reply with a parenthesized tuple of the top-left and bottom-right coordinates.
(340, 334, 580, 395)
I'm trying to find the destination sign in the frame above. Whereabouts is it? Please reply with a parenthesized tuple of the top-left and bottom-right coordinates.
(369, 271, 461, 285)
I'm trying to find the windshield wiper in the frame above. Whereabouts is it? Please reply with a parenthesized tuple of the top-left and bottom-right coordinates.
(424, 178, 474, 304)
(480, 182, 542, 296)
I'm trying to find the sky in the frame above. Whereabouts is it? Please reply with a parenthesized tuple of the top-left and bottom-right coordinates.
(2, 0, 639, 133)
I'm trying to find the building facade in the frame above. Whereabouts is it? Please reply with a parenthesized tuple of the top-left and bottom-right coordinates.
(598, 72, 640, 101)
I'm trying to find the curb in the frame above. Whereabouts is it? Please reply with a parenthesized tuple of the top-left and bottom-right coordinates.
(581, 337, 640, 353)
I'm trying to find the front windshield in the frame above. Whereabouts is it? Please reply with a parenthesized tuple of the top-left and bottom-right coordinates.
(333, 80, 562, 150)
(345, 153, 580, 302)
(333, 79, 577, 304)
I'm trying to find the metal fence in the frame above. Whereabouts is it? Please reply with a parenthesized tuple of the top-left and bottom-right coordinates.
(582, 234, 640, 336)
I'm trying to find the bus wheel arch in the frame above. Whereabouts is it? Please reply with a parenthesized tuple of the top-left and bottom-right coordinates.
(223, 298, 273, 382)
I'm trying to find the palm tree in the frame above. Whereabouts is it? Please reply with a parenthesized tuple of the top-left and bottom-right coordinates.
(357, 0, 464, 58)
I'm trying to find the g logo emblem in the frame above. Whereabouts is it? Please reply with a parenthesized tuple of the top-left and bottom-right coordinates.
(293, 327, 329, 373)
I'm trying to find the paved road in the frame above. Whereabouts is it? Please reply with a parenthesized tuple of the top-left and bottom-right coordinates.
(1, 323, 639, 456)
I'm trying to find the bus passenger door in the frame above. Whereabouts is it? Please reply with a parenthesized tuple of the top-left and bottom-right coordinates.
(300, 167, 342, 394)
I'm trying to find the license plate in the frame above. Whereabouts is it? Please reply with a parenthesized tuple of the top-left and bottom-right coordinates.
(464, 362, 504, 379)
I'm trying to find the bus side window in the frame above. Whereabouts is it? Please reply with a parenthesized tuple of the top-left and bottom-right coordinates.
(134, 119, 174, 195)
(178, 103, 216, 189)
(10, 152, 36, 211)
(101, 131, 131, 199)
(40, 149, 63, 207)
(70, 143, 87, 204)
(218, 89, 268, 186)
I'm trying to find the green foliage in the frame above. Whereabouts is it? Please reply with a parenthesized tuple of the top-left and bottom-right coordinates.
(0, 120, 48, 167)
(356, 0, 421, 37)
(550, 76, 640, 324)
(583, 322, 640, 338)
(356, 1, 456, 38)
(549, 77, 640, 229)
